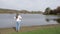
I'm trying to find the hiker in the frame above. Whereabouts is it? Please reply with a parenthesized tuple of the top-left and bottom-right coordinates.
(14, 13, 22, 32)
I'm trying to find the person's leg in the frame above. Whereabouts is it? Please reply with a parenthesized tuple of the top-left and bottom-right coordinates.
(16, 22, 19, 32)
(18, 21, 21, 31)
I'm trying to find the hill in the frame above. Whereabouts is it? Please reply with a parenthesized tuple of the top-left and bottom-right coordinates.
(0, 8, 43, 14)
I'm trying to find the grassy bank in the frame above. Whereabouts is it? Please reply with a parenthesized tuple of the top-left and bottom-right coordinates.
(0, 24, 60, 34)
(12, 25, 60, 34)
(13, 28, 60, 34)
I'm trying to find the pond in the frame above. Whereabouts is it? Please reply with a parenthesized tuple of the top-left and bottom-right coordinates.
(0, 14, 60, 28)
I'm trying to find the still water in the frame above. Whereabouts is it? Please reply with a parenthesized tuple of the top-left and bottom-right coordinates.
(0, 14, 60, 28)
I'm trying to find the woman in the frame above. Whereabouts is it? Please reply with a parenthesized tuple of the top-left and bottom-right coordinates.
(14, 14, 22, 32)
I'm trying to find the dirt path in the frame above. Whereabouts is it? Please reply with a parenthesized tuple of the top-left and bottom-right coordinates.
(0, 24, 60, 34)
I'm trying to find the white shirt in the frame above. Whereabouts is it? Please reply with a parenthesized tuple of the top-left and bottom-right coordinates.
(14, 15, 22, 21)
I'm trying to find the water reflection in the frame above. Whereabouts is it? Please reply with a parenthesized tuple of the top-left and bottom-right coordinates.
(46, 18, 60, 23)
(46, 19, 49, 22)
(54, 19, 60, 23)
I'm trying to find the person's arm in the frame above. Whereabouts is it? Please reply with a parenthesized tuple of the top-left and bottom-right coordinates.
(19, 15, 22, 20)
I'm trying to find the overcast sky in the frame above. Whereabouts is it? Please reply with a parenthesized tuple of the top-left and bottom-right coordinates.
(0, 0, 60, 12)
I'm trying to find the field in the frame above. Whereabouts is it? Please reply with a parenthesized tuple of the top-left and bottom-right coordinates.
(0, 24, 60, 34)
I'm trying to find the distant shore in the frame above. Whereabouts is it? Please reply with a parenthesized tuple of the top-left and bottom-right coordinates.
(0, 9, 43, 14)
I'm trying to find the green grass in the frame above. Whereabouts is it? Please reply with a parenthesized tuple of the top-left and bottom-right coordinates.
(11, 26, 60, 34)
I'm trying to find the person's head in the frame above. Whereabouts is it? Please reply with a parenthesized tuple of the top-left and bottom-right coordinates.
(16, 13, 19, 19)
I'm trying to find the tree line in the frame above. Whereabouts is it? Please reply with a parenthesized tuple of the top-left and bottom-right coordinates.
(43, 6, 60, 15)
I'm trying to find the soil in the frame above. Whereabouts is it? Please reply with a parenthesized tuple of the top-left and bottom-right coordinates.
(0, 24, 60, 34)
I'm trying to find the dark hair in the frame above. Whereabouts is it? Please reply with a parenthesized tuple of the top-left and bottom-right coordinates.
(16, 13, 19, 19)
